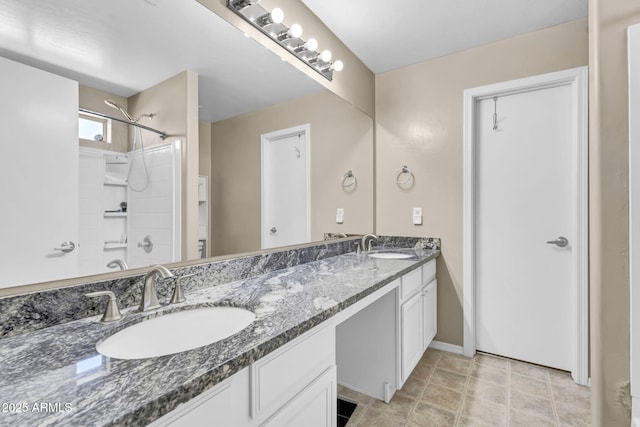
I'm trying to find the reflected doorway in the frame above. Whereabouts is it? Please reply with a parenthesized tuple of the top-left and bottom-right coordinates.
(261, 124, 310, 249)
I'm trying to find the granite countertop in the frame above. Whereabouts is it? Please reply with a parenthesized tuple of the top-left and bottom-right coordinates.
(0, 247, 438, 426)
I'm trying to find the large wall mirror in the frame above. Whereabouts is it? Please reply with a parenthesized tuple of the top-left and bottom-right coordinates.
(0, 0, 373, 293)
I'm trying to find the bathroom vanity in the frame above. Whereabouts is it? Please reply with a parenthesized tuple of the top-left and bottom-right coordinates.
(152, 258, 437, 426)
(0, 237, 438, 426)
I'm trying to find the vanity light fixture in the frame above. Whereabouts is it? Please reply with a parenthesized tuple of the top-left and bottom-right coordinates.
(227, 0, 343, 81)
(277, 23, 303, 41)
(257, 7, 284, 26)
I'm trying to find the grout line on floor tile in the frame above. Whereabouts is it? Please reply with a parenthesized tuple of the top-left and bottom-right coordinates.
(505, 356, 511, 426)
(344, 350, 589, 427)
(453, 354, 475, 426)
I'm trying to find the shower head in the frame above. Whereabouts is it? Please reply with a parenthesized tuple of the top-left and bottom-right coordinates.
(104, 99, 119, 109)
(104, 99, 136, 122)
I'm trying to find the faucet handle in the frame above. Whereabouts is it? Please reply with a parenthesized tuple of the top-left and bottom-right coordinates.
(354, 241, 362, 254)
(170, 273, 195, 304)
(85, 291, 123, 322)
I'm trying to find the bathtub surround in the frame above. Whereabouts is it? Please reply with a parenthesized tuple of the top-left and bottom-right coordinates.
(0, 237, 438, 426)
(0, 236, 438, 339)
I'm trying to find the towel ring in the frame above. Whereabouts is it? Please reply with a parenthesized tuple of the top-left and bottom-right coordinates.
(394, 166, 413, 184)
(341, 170, 357, 188)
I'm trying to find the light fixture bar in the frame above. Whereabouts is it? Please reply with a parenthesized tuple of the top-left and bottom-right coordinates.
(227, 0, 341, 81)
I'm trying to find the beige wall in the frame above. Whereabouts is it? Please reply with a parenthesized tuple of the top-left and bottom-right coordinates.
(196, 0, 375, 118)
(589, 1, 640, 424)
(210, 90, 374, 256)
(78, 86, 128, 153)
(128, 71, 200, 261)
(375, 19, 588, 346)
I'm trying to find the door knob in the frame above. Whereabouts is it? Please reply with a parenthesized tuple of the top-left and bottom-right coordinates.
(546, 236, 569, 247)
(53, 241, 76, 253)
(270, 227, 277, 234)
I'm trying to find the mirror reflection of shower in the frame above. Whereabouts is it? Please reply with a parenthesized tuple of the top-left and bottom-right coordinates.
(104, 99, 154, 192)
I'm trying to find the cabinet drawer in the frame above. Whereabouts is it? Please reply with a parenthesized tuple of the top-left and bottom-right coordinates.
(401, 268, 422, 301)
(422, 259, 436, 284)
(262, 365, 336, 427)
(252, 324, 335, 422)
(150, 367, 250, 427)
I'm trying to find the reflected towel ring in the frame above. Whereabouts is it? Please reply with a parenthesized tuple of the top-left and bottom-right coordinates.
(394, 166, 413, 184)
(341, 170, 357, 188)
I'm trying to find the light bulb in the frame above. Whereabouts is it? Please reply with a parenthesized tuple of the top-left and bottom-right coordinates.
(270, 7, 284, 24)
(305, 38, 318, 51)
(332, 60, 344, 72)
(290, 24, 303, 39)
(320, 49, 332, 62)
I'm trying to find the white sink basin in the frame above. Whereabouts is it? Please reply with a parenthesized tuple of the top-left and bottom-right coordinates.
(368, 252, 413, 259)
(97, 307, 255, 360)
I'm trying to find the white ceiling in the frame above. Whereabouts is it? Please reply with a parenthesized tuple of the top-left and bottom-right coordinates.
(0, 0, 322, 122)
(302, 0, 588, 73)
(0, 0, 589, 122)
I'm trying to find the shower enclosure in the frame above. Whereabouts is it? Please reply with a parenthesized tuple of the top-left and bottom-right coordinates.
(79, 141, 181, 275)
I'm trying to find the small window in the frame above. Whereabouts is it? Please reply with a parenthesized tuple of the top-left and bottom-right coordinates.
(79, 112, 110, 143)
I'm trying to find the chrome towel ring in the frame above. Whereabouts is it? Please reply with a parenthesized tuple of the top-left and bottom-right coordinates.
(341, 170, 357, 188)
(394, 166, 414, 184)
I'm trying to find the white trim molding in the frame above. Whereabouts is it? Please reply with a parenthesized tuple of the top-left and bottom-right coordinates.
(629, 23, 640, 418)
(429, 341, 464, 356)
(462, 66, 589, 385)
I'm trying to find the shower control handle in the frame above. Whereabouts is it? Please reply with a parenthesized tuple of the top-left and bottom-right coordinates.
(54, 241, 76, 253)
(137, 235, 154, 253)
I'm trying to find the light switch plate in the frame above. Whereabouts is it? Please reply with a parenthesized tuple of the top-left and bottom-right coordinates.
(413, 207, 422, 225)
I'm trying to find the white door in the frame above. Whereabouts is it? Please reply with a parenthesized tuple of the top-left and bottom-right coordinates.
(475, 85, 574, 370)
(0, 56, 79, 288)
(261, 125, 310, 249)
(79, 148, 105, 276)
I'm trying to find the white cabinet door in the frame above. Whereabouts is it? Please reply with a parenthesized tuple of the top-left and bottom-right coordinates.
(401, 291, 423, 383)
(422, 280, 437, 350)
(251, 325, 335, 423)
(263, 366, 336, 427)
(150, 367, 251, 427)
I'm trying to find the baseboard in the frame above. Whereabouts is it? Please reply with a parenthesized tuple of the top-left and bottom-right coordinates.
(429, 341, 464, 355)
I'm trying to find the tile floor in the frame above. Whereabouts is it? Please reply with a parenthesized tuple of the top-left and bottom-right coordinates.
(338, 348, 591, 426)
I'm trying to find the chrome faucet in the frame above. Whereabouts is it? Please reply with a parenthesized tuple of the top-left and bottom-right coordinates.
(107, 259, 128, 270)
(140, 265, 174, 311)
(361, 234, 378, 252)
